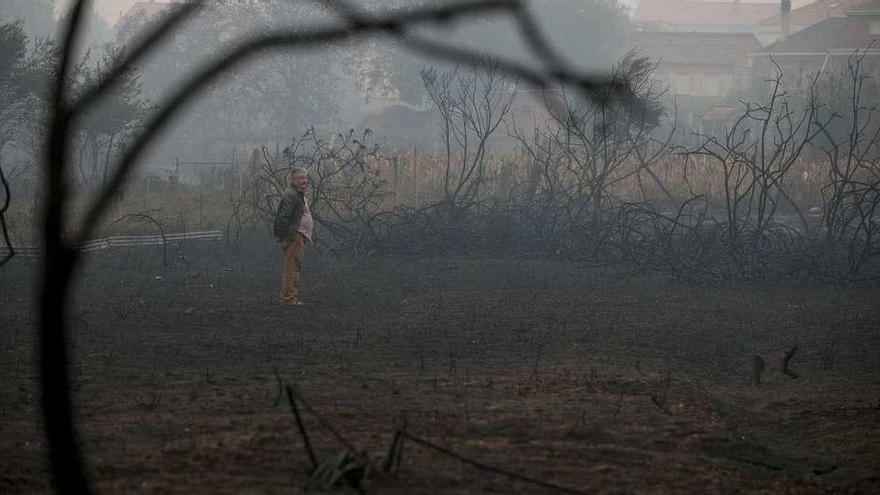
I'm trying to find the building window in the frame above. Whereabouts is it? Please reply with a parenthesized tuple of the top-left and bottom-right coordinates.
(870, 20, 880, 35)
(674, 74, 691, 94)
(706, 75, 720, 95)
(692, 75, 706, 94)
(720, 74, 733, 93)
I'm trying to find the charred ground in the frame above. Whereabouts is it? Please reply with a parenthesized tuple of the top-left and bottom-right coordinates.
(1, 241, 878, 493)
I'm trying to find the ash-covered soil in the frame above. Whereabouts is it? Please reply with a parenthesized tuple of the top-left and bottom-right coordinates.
(2, 241, 879, 493)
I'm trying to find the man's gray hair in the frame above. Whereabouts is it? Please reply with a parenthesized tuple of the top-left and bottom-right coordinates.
(289, 167, 308, 183)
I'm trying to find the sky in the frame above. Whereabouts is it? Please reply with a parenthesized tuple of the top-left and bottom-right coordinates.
(57, 0, 158, 22)
(62, 0, 798, 24)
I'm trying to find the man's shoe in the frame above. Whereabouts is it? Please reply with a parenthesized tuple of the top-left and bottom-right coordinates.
(281, 297, 304, 305)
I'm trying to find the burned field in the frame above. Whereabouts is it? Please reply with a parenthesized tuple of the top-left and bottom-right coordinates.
(1, 242, 878, 494)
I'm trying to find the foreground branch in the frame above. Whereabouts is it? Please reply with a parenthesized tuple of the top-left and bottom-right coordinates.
(0, 162, 13, 267)
(41, 1, 642, 492)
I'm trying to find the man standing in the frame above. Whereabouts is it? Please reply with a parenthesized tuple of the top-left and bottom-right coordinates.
(273, 167, 313, 304)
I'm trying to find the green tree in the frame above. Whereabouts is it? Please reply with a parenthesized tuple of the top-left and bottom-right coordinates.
(0, 16, 55, 263)
(0, 17, 56, 171)
(0, 19, 30, 152)
(113, 1, 344, 161)
(71, 46, 151, 185)
(0, 18, 29, 264)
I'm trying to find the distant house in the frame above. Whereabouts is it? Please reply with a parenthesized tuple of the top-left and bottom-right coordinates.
(629, 31, 763, 131)
(755, 0, 868, 44)
(633, 0, 780, 32)
(695, 105, 740, 136)
(751, 0, 880, 87)
(115, 0, 182, 40)
(631, 31, 762, 97)
(118, 0, 176, 25)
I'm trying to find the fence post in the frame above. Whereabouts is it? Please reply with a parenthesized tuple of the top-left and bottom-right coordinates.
(143, 175, 149, 209)
(413, 145, 419, 205)
(393, 154, 400, 205)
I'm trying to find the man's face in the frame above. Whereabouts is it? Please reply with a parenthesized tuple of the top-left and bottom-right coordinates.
(292, 172, 308, 192)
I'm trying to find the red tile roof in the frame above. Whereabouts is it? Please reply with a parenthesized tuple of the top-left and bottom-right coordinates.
(631, 31, 762, 67)
(758, 0, 865, 25)
(700, 105, 739, 119)
(844, 0, 880, 12)
(120, 1, 179, 23)
(634, 0, 780, 26)
(763, 14, 879, 51)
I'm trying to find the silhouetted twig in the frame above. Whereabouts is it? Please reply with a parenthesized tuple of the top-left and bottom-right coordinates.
(305, 451, 370, 494)
(397, 431, 588, 495)
(0, 162, 13, 267)
(650, 371, 672, 415)
(382, 431, 403, 474)
(107, 212, 168, 265)
(287, 383, 356, 452)
(286, 385, 318, 471)
(782, 345, 799, 379)
(135, 391, 162, 411)
(753, 354, 766, 386)
(272, 368, 283, 407)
